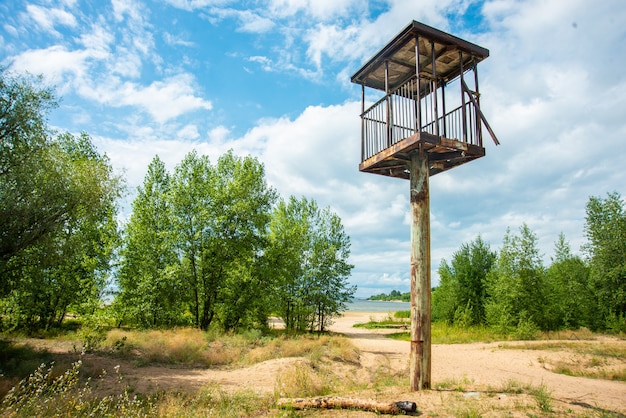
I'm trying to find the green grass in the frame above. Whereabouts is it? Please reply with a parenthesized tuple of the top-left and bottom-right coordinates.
(355, 318, 508, 344)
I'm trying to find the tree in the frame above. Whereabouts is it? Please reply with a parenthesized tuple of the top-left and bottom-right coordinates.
(211, 151, 277, 331)
(169, 150, 276, 330)
(115, 156, 181, 327)
(268, 197, 355, 333)
(544, 233, 592, 330)
(485, 224, 548, 332)
(584, 192, 626, 330)
(2, 132, 121, 331)
(1, 69, 59, 287)
(170, 150, 216, 330)
(432, 235, 496, 325)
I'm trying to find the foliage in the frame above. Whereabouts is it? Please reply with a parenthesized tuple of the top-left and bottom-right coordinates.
(114, 150, 277, 331)
(485, 224, 548, 331)
(369, 289, 410, 302)
(0, 69, 57, 271)
(170, 150, 277, 331)
(544, 233, 594, 330)
(115, 156, 182, 328)
(432, 235, 495, 325)
(267, 196, 355, 333)
(0, 69, 122, 332)
(584, 192, 626, 329)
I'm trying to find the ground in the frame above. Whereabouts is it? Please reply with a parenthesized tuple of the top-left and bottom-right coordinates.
(8, 312, 626, 416)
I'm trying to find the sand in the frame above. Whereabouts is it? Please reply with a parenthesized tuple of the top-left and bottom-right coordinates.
(32, 311, 625, 416)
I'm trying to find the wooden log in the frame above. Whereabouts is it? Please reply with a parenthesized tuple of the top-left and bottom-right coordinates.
(276, 397, 417, 414)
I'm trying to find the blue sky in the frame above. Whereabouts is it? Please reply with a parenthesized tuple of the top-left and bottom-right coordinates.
(2, 0, 625, 297)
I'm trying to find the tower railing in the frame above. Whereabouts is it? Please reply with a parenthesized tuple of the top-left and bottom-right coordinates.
(360, 75, 482, 161)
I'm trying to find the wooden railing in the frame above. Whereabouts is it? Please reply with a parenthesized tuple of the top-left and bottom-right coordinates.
(361, 75, 484, 161)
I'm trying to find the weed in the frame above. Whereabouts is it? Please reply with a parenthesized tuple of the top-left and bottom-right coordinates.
(528, 383, 553, 412)
(434, 375, 474, 391)
(274, 361, 335, 398)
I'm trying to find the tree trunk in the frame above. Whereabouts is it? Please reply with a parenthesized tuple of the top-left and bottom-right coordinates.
(277, 397, 416, 414)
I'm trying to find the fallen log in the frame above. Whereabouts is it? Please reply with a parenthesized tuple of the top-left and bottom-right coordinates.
(276, 396, 417, 414)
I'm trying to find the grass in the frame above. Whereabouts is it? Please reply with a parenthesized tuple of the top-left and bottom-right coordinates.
(0, 328, 359, 417)
(382, 322, 506, 344)
(500, 340, 626, 382)
(0, 358, 272, 417)
(97, 327, 360, 369)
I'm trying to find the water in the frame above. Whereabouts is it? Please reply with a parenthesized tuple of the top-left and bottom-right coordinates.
(346, 298, 410, 312)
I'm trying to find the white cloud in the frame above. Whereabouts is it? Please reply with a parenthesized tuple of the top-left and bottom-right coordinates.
(267, 0, 367, 21)
(25, 4, 77, 36)
(163, 32, 195, 47)
(161, 0, 232, 12)
(84, 73, 213, 124)
(8, 45, 104, 88)
(234, 10, 275, 33)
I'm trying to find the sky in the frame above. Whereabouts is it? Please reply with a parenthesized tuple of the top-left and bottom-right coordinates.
(1, 0, 625, 298)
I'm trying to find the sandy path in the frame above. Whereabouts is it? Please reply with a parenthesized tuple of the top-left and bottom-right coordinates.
(329, 312, 626, 414)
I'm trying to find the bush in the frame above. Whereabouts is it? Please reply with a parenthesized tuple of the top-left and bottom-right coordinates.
(514, 314, 540, 340)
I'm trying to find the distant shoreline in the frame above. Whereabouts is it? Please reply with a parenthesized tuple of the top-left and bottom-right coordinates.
(347, 299, 410, 312)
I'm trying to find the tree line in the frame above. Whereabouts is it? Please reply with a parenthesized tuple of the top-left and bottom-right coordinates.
(0, 69, 355, 333)
(432, 196, 626, 334)
(375, 194, 626, 336)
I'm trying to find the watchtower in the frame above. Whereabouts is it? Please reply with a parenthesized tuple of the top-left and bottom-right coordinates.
(351, 21, 499, 391)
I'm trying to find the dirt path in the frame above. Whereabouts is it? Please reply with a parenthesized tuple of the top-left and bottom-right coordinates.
(329, 312, 626, 414)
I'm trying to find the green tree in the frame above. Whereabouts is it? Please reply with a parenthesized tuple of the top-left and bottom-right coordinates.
(2, 132, 121, 331)
(485, 224, 547, 333)
(170, 150, 276, 331)
(268, 197, 355, 333)
(211, 151, 277, 331)
(432, 258, 459, 324)
(170, 150, 216, 329)
(544, 233, 592, 330)
(1, 70, 58, 291)
(433, 236, 495, 325)
(115, 156, 181, 327)
(584, 192, 626, 330)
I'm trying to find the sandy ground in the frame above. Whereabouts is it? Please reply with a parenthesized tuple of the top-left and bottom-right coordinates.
(330, 312, 626, 415)
(16, 312, 625, 416)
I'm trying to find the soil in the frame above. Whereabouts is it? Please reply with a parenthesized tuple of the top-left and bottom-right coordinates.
(9, 313, 626, 416)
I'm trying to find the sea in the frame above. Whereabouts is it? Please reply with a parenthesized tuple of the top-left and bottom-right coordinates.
(346, 298, 410, 312)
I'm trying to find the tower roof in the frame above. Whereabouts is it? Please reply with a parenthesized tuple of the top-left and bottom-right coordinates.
(351, 21, 490, 93)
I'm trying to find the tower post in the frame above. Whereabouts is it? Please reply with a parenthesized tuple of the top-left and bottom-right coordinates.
(409, 147, 431, 391)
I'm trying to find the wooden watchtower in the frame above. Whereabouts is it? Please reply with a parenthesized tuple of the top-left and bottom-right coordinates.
(351, 21, 499, 391)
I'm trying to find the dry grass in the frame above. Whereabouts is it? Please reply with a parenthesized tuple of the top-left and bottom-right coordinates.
(274, 360, 337, 398)
(101, 327, 360, 370)
(500, 340, 626, 381)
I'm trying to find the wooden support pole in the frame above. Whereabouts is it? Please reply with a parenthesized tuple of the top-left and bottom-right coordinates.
(409, 147, 431, 391)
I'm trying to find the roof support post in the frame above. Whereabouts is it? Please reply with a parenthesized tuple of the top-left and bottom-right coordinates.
(361, 83, 365, 161)
(385, 60, 392, 147)
(460, 51, 468, 143)
(473, 60, 482, 147)
(431, 41, 439, 137)
(409, 146, 431, 391)
(414, 35, 421, 133)
(441, 81, 447, 138)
